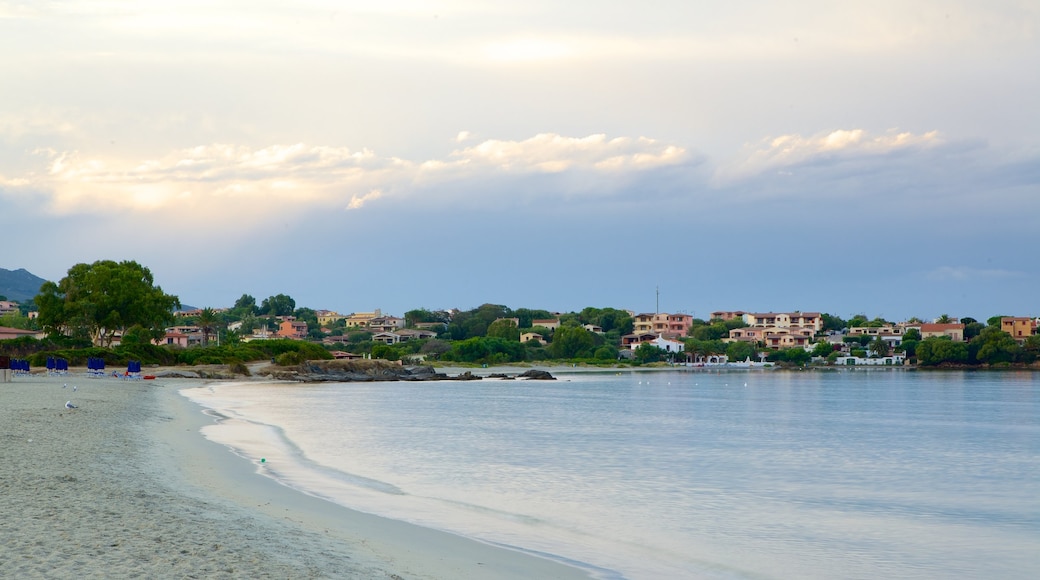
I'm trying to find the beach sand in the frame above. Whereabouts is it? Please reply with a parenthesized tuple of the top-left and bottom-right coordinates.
(1, 372, 591, 579)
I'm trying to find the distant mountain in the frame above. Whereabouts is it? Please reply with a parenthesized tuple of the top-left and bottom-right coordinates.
(0, 267, 49, 303)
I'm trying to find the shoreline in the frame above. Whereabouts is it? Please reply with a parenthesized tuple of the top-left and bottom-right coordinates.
(1, 373, 593, 579)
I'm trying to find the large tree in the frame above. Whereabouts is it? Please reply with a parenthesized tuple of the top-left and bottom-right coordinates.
(550, 325, 596, 359)
(260, 294, 296, 316)
(486, 318, 521, 341)
(35, 260, 180, 346)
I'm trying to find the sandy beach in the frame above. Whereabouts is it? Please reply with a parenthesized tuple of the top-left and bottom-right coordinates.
(0, 371, 590, 579)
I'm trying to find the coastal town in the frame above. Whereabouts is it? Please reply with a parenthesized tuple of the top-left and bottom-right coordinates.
(3, 294, 1038, 368)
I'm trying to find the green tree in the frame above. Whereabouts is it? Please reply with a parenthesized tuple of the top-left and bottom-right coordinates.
(233, 294, 258, 316)
(811, 340, 835, 358)
(773, 348, 811, 366)
(34, 260, 180, 346)
(486, 318, 521, 341)
(634, 342, 666, 363)
(260, 294, 296, 316)
(869, 336, 889, 357)
(594, 345, 619, 360)
(916, 337, 969, 366)
(820, 313, 846, 332)
(899, 339, 919, 358)
(963, 320, 985, 341)
(197, 307, 218, 347)
(692, 323, 729, 341)
(986, 315, 1009, 328)
(550, 325, 596, 359)
(419, 339, 452, 358)
(902, 328, 922, 341)
(725, 340, 756, 362)
(371, 344, 401, 361)
(972, 326, 1022, 364)
(514, 307, 555, 329)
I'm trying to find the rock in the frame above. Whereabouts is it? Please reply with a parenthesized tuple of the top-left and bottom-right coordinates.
(517, 369, 555, 380)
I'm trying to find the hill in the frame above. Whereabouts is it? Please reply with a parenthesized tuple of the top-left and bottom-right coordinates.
(0, 267, 49, 303)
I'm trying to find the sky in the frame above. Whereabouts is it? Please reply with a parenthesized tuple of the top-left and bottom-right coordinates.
(2, 1, 1038, 322)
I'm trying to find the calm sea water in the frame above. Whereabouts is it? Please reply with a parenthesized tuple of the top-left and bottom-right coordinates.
(182, 369, 1040, 580)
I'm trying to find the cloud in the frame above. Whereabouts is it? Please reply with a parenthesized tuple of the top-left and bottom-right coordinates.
(924, 266, 1025, 281)
(347, 189, 383, 210)
(446, 133, 686, 173)
(716, 128, 943, 183)
(0, 132, 689, 221)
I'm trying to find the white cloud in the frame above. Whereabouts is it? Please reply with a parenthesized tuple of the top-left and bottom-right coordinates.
(0, 132, 688, 219)
(446, 133, 686, 173)
(715, 128, 942, 183)
(347, 189, 383, 210)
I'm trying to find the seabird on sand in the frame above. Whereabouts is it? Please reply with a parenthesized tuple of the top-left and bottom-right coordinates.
(65, 401, 77, 409)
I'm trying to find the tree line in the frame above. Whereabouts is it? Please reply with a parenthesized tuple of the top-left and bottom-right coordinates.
(2, 260, 1038, 368)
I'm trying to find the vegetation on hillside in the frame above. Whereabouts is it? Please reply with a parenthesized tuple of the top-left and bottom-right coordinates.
(2, 262, 1038, 369)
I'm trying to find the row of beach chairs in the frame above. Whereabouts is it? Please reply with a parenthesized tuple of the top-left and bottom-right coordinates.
(10, 359, 31, 375)
(4, 358, 142, 379)
(87, 357, 107, 377)
(46, 357, 70, 376)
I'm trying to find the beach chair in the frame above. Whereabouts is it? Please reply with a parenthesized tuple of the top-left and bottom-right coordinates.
(87, 357, 106, 378)
(46, 356, 56, 375)
(13, 359, 29, 376)
(126, 360, 143, 380)
(55, 358, 69, 375)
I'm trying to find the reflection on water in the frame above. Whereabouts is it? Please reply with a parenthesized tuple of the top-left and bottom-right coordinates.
(184, 370, 1040, 580)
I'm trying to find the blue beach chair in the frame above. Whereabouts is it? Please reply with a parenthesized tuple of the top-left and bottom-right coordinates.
(125, 360, 143, 380)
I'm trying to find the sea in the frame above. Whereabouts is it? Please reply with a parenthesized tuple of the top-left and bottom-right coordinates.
(181, 368, 1040, 580)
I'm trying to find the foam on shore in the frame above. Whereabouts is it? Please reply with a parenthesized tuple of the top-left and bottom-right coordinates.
(1, 373, 591, 579)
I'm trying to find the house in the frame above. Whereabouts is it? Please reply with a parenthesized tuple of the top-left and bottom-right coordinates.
(710, 311, 746, 322)
(629, 335, 685, 353)
(632, 313, 693, 338)
(277, 319, 308, 339)
(760, 327, 815, 349)
(330, 351, 364, 360)
(344, 309, 382, 328)
(372, 332, 401, 345)
(155, 330, 191, 347)
(743, 312, 823, 333)
(727, 326, 766, 344)
(728, 324, 814, 349)
(532, 319, 560, 331)
(833, 354, 906, 366)
(153, 325, 205, 347)
(0, 326, 44, 340)
(582, 324, 604, 334)
(0, 301, 19, 316)
(394, 329, 438, 341)
(1000, 317, 1036, 343)
(369, 316, 405, 333)
(918, 323, 965, 342)
(848, 325, 905, 347)
(316, 310, 346, 326)
(520, 332, 545, 345)
(621, 332, 659, 347)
